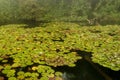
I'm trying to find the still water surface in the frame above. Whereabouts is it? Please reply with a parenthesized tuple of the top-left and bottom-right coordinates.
(56, 59, 105, 80)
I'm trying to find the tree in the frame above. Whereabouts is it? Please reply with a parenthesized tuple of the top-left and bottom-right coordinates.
(17, 0, 46, 21)
(86, 0, 120, 25)
(0, 0, 120, 25)
(0, 0, 18, 24)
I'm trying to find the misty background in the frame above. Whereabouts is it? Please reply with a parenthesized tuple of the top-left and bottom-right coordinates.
(0, 0, 120, 25)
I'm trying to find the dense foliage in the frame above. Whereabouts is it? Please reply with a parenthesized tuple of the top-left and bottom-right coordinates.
(0, 0, 120, 25)
(0, 22, 120, 80)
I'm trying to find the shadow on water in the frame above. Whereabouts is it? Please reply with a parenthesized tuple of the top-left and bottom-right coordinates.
(55, 59, 106, 80)
(20, 20, 49, 28)
(0, 20, 49, 28)
(97, 64, 120, 80)
(0, 20, 120, 28)
(53, 50, 120, 80)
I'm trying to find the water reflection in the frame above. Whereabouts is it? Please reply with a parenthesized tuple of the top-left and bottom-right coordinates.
(56, 59, 105, 80)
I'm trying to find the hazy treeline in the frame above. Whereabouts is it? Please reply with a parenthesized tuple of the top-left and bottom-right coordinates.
(0, 0, 120, 25)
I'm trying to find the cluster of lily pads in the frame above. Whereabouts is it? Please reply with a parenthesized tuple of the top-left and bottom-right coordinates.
(0, 22, 120, 80)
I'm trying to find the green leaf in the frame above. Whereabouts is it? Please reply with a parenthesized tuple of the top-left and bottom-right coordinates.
(8, 77, 16, 80)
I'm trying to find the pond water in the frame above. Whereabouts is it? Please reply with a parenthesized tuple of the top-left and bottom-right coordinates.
(55, 59, 106, 80)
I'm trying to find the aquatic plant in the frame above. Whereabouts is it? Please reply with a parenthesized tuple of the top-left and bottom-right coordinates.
(0, 22, 120, 80)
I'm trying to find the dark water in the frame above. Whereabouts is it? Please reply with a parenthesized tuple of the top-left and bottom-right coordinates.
(54, 50, 120, 80)
(55, 59, 106, 80)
